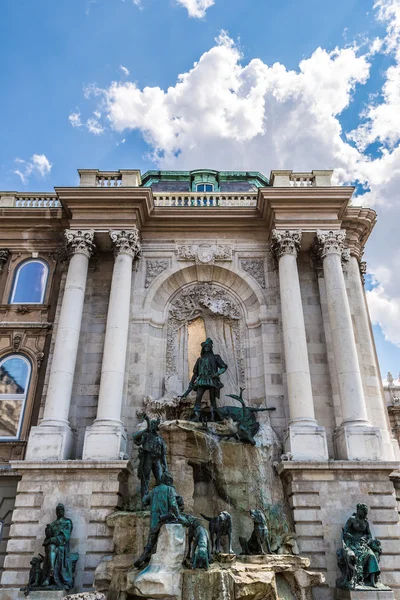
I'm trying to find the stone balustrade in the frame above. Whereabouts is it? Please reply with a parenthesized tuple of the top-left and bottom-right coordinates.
(78, 169, 141, 187)
(0, 193, 60, 208)
(154, 193, 257, 207)
(270, 169, 333, 187)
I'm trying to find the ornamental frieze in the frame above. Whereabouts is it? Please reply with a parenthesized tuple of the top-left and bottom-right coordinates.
(176, 243, 232, 265)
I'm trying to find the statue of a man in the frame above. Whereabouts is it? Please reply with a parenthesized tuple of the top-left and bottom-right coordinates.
(134, 472, 180, 568)
(132, 413, 169, 507)
(181, 338, 227, 422)
(41, 504, 74, 590)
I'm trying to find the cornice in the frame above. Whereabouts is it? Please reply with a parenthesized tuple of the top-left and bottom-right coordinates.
(341, 206, 377, 259)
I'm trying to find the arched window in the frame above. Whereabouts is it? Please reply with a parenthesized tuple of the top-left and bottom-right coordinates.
(196, 183, 214, 192)
(0, 355, 31, 439)
(10, 259, 48, 304)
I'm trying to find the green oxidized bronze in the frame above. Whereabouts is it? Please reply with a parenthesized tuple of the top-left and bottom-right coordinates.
(336, 503, 391, 590)
(217, 388, 275, 445)
(132, 413, 170, 508)
(22, 504, 78, 594)
(180, 338, 227, 422)
(134, 472, 181, 569)
(264, 503, 299, 555)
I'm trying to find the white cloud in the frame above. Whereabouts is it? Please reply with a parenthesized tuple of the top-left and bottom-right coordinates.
(74, 3, 400, 356)
(86, 117, 104, 135)
(69, 111, 82, 128)
(119, 65, 130, 76)
(13, 154, 52, 184)
(175, 0, 214, 18)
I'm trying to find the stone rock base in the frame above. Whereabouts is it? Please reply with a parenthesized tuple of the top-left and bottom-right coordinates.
(0, 591, 67, 600)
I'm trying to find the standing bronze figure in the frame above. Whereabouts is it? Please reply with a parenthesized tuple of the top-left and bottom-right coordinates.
(132, 413, 169, 508)
(180, 338, 227, 422)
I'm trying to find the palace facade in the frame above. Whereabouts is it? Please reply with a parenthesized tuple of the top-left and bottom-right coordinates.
(0, 168, 399, 599)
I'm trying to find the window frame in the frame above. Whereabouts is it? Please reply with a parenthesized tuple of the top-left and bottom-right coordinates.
(9, 259, 49, 305)
(0, 354, 32, 441)
(196, 183, 214, 192)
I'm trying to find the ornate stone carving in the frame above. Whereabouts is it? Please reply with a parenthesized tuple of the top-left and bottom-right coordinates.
(110, 228, 141, 259)
(16, 306, 32, 314)
(315, 230, 347, 259)
(271, 230, 301, 259)
(167, 283, 244, 387)
(176, 244, 232, 264)
(360, 260, 367, 284)
(36, 351, 45, 370)
(145, 260, 169, 288)
(65, 230, 95, 259)
(13, 332, 23, 352)
(240, 259, 266, 288)
(0, 249, 9, 273)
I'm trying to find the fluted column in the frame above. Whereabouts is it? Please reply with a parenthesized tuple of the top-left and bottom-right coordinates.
(272, 230, 328, 460)
(83, 228, 141, 460)
(315, 230, 382, 460)
(26, 230, 95, 460)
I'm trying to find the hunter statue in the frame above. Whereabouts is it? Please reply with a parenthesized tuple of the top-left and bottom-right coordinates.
(180, 337, 227, 422)
(132, 413, 170, 508)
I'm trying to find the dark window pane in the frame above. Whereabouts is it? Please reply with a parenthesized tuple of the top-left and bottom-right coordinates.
(11, 261, 47, 303)
(196, 184, 205, 192)
(0, 357, 29, 394)
(205, 184, 213, 192)
(0, 400, 23, 437)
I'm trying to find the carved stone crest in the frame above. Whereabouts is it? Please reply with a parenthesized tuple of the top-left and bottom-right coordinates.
(176, 244, 232, 265)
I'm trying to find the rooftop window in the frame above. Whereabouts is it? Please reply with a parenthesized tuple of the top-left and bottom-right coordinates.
(196, 183, 214, 192)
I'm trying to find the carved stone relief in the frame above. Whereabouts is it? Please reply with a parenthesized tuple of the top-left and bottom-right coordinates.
(166, 283, 245, 397)
(145, 260, 169, 288)
(240, 259, 266, 288)
(176, 244, 232, 264)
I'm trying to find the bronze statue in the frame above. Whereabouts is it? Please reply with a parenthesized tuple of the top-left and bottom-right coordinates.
(185, 515, 213, 570)
(180, 338, 227, 422)
(217, 388, 276, 444)
(200, 511, 233, 555)
(22, 504, 78, 592)
(336, 503, 390, 590)
(134, 472, 181, 569)
(239, 509, 272, 555)
(132, 413, 169, 507)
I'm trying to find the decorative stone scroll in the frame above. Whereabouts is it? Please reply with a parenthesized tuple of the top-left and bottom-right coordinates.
(176, 243, 232, 264)
(0, 248, 9, 273)
(271, 230, 301, 259)
(65, 229, 95, 259)
(240, 259, 266, 288)
(110, 228, 141, 259)
(145, 259, 169, 288)
(359, 260, 367, 284)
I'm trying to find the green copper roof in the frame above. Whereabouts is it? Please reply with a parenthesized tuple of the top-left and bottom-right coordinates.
(141, 169, 269, 192)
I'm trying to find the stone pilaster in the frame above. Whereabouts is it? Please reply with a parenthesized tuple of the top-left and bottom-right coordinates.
(83, 228, 141, 460)
(315, 230, 382, 460)
(271, 230, 328, 460)
(26, 230, 95, 461)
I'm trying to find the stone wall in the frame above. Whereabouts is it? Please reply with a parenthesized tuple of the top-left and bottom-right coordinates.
(0, 474, 19, 581)
(278, 462, 400, 600)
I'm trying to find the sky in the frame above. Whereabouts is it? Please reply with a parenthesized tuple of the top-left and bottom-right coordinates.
(1, 0, 400, 379)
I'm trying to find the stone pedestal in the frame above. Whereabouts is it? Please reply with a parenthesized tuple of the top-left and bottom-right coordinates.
(284, 423, 329, 461)
(128, 524, 186, 600)
(82, 422, 127, 461)
(25, 424, 76, 462)
(336, 590, 395, 600)
(0, 461, 131, 593)
(334, 424, 382, 461)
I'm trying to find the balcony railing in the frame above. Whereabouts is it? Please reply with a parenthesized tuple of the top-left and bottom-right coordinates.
(153, 193, 257, 207)
(16, 194, 60, 208)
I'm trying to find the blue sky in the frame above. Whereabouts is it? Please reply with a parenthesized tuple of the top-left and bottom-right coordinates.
(1, 0, 400, 378)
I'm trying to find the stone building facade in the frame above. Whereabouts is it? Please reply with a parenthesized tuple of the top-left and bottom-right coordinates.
(0, 168, 399, 599)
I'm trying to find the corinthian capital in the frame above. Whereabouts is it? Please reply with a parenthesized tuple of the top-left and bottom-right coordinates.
(110, 228, 141, 259)
(316, 230, 347, 259)
(271, 230, 302, 259)
(65, 230, 95, 259)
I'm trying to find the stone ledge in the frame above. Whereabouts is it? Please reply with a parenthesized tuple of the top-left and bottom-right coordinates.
(276, 461, 400, 475)
(9, 460, 132, 472)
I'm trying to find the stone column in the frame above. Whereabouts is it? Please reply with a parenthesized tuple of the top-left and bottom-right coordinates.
(26, 230, 95, 460)
(83, 228, 141, 460)
(315, 230, 382, 460)
(272, 230, 328, 460)
(348, 255, 398, 460)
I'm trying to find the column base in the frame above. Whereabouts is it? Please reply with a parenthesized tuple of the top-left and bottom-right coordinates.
(82, 420, 127, 460)
(25, 423, 76, 460)
(284, 423, 328, 460)
(334, 424, 382, 460)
